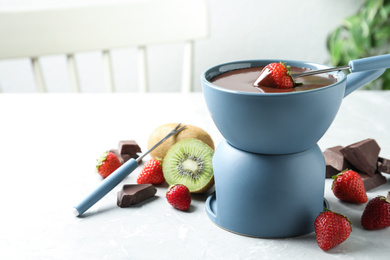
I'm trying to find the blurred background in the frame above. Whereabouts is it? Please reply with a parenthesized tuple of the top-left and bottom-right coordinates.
(2, 0, 389, 93)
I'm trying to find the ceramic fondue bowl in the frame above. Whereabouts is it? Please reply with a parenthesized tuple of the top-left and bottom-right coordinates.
(201, 59, 385, 155)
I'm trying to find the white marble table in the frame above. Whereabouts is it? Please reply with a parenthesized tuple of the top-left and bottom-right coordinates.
(0, 91, 389, 259)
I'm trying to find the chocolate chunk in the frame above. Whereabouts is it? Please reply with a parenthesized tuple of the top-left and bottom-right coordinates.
(117, 140, 142, 162)
(323, 146, 352, 178)
(358, 171, 387, 191)
(109, 148, 141, 163)
(387, 191, 390, 201)
(378, 157, 390, 174)
(117, 184, 157, 207)
(121, 153, 131, 163)
(340, 139, 380, 176)
(109, 149, 124, 164)
(118, 140, 142, 155)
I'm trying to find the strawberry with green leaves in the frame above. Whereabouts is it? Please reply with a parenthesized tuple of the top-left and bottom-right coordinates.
(137, 159, 165, 185)
(361, 196, 390, 230)
(254, 62, 296, 89)
(96, 151, 122, 178)
(166, 184, 191, 211)
(332, 169, 368, 203)
(314, 209, 351, 251)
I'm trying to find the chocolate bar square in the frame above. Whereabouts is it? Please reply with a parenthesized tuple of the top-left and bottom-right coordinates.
(358, 171, 387, 191)
(378, 157, 390, 174)
(117, 184, 157, 208)
(340, 139, 380, 176)
(118, 140, 142, 155)
(121, 153, 132, 163)
(323, 146, 352, 178)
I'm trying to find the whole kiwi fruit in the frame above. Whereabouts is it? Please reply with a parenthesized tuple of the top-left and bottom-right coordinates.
(147, 123, 214, 160)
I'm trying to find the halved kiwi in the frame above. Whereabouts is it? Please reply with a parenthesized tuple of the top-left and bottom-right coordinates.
(162, 138, 214, 193)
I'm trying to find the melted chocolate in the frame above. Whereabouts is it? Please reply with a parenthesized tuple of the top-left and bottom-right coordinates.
(210, 66, 338, 93)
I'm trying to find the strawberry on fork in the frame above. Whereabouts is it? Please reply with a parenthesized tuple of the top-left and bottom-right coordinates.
(254, 62, 296, 89)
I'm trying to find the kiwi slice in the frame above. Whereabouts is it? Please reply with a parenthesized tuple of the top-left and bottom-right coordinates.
(162, 138, 214, 193)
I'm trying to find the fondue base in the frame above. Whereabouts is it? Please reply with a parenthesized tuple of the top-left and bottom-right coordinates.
(205, 140, 326, 238)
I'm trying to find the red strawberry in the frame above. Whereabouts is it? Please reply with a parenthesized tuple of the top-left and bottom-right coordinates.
(96, 151, 121, 178)
(166, 184, 191, 211)
(254, 62, 296, 89)
(332, 169, 368, 203)
(314, 209, 351, 251)
(136, 159, 165, 185)
(361, 196, 390, 230)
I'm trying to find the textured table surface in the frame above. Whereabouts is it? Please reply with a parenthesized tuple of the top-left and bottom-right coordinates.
(0, 91, 389, 259)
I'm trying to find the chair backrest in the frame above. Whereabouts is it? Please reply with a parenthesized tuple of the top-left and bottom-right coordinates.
(0, 0, 209, 93)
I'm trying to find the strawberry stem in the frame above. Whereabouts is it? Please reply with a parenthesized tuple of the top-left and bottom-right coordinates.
(322, 207, 352, 231)
(378, 195, 390, 204)
(96, 151, 109, 172)
(280, 62, 299, 87)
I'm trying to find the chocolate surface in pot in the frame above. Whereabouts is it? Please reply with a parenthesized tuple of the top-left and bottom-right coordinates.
(211, 66, 337, 93)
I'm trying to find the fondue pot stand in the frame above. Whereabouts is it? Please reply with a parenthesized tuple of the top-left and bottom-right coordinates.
(206, 140, 326, 238)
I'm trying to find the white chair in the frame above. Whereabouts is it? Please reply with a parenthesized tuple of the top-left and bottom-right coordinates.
(0, 0, 209, 93)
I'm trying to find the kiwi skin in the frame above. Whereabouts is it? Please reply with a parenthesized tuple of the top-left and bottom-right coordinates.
(162, 138, 214, 193)
(147, 123, 214, 160)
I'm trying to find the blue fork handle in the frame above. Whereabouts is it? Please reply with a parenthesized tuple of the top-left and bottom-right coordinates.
(349, 54, 390, 73)
(74, 158, 139, 216)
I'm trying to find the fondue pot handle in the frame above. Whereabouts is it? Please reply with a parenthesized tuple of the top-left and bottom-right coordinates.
(349, 54, 390, 72)
(344, 69, 386, 97)
(344, 54, 390, 97)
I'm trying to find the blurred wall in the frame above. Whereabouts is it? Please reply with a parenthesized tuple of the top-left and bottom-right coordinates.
(0, 0, 364, 92)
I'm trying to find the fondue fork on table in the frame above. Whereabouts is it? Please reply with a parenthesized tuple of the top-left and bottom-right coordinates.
(73, 123, 186, 217)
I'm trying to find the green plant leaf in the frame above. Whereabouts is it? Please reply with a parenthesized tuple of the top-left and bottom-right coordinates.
(364, 0, 382, 25)
(382, 70, 390, 90)
(327, 0, 390, 90)
(381, 3, 390, 18)
(373, 25, 390, 47)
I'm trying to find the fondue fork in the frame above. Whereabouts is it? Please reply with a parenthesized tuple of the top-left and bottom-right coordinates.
(73, 123, 186, 217)
(291, 54, 390, 78)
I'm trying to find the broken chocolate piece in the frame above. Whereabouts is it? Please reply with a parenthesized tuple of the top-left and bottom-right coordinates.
(358, 171, 387, 191)
(121, 153, 131, 163)
(323, 145, 352, 178)
(118, 140, 142, 162)
(118, 140, 141, 155)
(117, 184, 157, 208)
(109, 148, 140, 163)
(340, 139, 380, 176)
(378, 157, 390, 174)
(109, 149, 124, 164)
